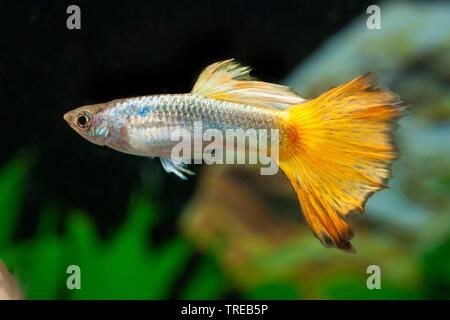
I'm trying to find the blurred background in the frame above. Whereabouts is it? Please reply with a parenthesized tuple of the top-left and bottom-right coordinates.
(0, 0, 449, 299)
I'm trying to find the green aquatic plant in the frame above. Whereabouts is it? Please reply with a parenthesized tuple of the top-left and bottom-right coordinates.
(422, 236, 450, 299)
(1, 153, 449, 299)
(0, 154, 229, 299)
(0, 154, 31, 250)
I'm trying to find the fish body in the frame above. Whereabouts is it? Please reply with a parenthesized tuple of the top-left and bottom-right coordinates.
(66, 93, 279, 159)
(65, 59, 404, 252)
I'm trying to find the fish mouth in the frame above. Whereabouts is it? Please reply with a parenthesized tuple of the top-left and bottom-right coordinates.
(64, 111, 78, 128)
(63, 112, 70, 123)
(63, 111, 79, 132)
(64, 111, 75, 124)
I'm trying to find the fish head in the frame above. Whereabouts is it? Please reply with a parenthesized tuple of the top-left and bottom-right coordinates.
(64, 103, 110, 146)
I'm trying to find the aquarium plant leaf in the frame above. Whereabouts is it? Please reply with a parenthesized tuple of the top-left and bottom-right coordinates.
(0, 155, 31, 249)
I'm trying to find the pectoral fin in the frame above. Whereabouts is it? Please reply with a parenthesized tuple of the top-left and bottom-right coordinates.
(160, 158, 195, 180)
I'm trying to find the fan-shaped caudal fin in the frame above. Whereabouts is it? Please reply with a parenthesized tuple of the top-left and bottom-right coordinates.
(278, 73, 404, 252)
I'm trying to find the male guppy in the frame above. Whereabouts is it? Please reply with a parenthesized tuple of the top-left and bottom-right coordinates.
(64, 59, 403, 252)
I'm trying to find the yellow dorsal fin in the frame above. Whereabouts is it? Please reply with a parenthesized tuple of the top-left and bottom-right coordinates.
(192, 59, 305, 109)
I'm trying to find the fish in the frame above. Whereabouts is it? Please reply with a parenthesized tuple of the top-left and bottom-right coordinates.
(64, 59, 404, 252)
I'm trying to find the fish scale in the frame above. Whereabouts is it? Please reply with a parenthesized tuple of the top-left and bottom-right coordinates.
(93, 93, 277, 158)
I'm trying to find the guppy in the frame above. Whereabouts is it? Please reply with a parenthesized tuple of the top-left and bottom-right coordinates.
(64, 59, 403, 252)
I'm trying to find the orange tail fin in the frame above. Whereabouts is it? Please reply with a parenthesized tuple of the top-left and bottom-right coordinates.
(278, 73, 404, 252)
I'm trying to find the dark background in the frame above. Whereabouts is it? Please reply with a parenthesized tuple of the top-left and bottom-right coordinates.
(0, 0, 373, 242)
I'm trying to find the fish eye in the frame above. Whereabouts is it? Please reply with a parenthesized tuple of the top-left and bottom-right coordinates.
(76, 112, 92, 128)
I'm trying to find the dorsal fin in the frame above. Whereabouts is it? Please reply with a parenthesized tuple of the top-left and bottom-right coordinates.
(192, 59, 305, 109)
